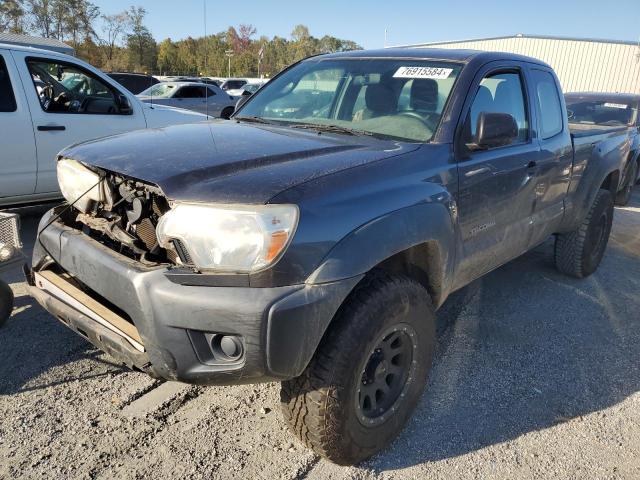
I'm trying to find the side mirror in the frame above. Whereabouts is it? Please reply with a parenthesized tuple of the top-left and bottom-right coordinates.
(236, 96, 250, 110)
(117, 94, 133, 115)
(468, 112, 518, 150)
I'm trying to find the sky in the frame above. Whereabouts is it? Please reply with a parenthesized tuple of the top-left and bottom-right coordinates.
(91, 0, 640, 49)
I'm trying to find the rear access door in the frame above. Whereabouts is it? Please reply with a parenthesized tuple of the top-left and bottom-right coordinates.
(526, 67, 574, 248)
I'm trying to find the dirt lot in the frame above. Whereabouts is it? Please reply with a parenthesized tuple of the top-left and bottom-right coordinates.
(1, 192, 639, 480)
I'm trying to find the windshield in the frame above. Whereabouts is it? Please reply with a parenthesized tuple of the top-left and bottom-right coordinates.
(565, 97, 638, 126)
(140, 83, 175, 98)
(238, 58, 462, 142)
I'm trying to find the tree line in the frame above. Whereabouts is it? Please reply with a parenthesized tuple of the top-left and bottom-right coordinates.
(0, 0, 362, 77)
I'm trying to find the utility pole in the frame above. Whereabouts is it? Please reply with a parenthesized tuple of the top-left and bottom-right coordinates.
(225, 49, 234, 78)
(384, 28, 388, 48)
(258, 44, 265, 78)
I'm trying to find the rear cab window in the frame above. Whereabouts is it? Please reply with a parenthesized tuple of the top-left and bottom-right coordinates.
(530, 70, 563, 139)
(0, 54, 17, 112)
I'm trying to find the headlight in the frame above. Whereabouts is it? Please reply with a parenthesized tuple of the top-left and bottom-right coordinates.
(156, 203, 299, 273)
(57, 159, 104, 212)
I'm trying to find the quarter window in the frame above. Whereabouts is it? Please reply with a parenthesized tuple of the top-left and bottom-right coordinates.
(531, 70, 563, 139)
(0, 55, 17, 112)
(466, 71, 529, 145)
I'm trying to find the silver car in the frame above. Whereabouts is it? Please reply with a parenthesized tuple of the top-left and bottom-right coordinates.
(138, 82, 237, 118)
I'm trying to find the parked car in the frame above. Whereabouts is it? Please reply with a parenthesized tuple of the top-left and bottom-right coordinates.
(219, 78, 247, 91)
(226, 81, 266, 97)
(565, 92, 640, 205)
(0, 43, 207, 207)
(107, 72, 160, 95)
(137, 82, 237, 118)
(28, 48, 628, 465)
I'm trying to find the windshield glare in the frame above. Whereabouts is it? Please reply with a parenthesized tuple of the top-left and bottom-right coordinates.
(140, 83, 175, 97)
(238, 58, 462, 142)
(566, 98, 638, 126)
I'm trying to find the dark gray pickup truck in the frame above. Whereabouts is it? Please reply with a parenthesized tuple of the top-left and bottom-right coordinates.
(27, 49, 629, 464)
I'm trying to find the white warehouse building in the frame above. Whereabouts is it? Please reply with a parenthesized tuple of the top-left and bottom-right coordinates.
(396, 34, 640, 94)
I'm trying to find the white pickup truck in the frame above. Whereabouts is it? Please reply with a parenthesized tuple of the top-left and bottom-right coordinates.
(0, 43, 206, 207)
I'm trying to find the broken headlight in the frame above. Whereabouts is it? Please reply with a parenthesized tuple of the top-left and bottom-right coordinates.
(156, 203, 298, 273)
(57, 159, 105, 212)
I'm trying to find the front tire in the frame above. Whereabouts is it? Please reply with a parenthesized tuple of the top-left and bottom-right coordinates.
(0, 280, 14, 327)
(555, 188, 614, 278)
(280, 272, 436, 465)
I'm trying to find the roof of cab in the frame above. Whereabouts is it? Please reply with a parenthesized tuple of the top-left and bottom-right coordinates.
(0, 41, 72, 57)
(317, 47, 550, 67)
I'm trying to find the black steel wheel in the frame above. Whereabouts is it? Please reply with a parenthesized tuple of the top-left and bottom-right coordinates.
(356, 324, 418, 426)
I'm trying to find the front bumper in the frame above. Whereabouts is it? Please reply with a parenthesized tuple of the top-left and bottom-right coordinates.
(29, 210, 361, 384)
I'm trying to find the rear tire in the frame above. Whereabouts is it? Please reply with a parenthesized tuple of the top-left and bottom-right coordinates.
(0, 280, 14, 327)
(221, 107, 234, 119)
(615, 160, 638, 206)
(555, 188, 614, 278)
(280, 272, 436, 465)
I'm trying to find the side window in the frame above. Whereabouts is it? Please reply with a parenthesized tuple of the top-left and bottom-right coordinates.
(206, 87, 217, 97)
(531, 70, 563, 139)
(466, 71, 529, 145)
(27, 58, 122, 115)
(0, 55, 17, 112)
(176, 86, 205, 98)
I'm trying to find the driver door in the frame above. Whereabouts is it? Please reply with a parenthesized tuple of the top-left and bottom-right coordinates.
(13, 52, 145, 194)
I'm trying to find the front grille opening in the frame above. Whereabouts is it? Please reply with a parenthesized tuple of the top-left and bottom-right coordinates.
(56, 173, 193, 269)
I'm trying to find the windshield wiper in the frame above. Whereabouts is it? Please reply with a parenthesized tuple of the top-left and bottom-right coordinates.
(235, 116, 272, 124)
(289, 123, 374, 137)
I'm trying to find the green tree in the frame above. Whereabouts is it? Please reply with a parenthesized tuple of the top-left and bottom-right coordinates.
(0, 0, 27, 33)
(126, 6, 156, 72)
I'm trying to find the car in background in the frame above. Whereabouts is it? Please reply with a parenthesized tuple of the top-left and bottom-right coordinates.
(226, 81, 266, 97)
(107, 72, 160, 95)
(219, 78, 247, 91)
(159, 76, 220, 87)
(0, 42, 206, 207)
(565, 92, 640, 205)
(137, 82, 237, 118)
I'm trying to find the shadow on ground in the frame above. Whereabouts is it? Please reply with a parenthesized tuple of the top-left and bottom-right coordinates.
(0, 205, 126, 395)
(366, 191, 640, 470)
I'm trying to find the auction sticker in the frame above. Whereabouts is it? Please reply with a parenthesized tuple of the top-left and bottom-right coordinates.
(393, 66, 453, 79)
(604, 102, 628, 109)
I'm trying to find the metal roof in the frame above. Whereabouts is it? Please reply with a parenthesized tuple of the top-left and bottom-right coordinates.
(391, 34, 640, 49)
(0, 33, 74, 55)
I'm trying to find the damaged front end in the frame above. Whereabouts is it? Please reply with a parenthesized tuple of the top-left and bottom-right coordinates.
(57, 165, 192, 268)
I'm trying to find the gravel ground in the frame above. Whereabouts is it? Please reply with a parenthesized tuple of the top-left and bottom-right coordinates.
(1, 191, 639, 479)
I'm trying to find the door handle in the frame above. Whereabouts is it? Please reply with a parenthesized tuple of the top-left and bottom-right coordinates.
(38, 125, 66, 131)
(527, 160, 537, 169)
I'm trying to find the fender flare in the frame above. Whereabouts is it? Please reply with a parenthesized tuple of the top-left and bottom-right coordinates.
(307, 201, 457, 306)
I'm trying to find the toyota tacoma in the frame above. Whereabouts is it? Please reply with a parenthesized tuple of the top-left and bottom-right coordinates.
(27, 49, 629, 464)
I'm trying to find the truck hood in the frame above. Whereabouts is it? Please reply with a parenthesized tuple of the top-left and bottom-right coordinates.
(60, 120, 419, 204)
